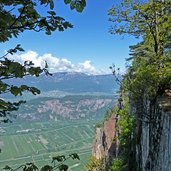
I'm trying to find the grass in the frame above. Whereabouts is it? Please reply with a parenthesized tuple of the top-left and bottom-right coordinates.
(0, 120, 96, 170)
(0, 94, 117, 170)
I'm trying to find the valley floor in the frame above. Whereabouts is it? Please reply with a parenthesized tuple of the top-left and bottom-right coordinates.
(0, 120, 96, 171)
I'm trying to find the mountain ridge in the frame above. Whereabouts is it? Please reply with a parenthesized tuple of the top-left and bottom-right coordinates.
(5, 72, 118, 96)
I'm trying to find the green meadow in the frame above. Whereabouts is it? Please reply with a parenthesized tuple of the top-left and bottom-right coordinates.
(0, 95, 116, 170)
(0, 120, 96, 170)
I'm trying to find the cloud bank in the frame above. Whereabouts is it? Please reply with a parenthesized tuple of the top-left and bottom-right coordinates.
(7, 50, 107, 75)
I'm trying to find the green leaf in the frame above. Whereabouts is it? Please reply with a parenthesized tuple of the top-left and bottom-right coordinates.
(58, 26, 64, 31)
(10, 86, 21, 96)
(0, 82, 8, 92)
(30, 163, 38, 170)
(69, 153, 80, 160)
(70, 1, 75, 10)
(0, 99, 8, 110)
(46, 30, 51, 35)
(15, 44, 24, 52)
(76, 4, 84, 12)
(3, 165, 11, 170)
(47, 11, 56, 15)
(52, 155, 66, 162)
(58, 164, 69, 171)
(64, 0, 71, 4)
(30, 87, 41, 95)
(20, 85, 29, 91)
(40, 165, 53, 171)
(50, 1, 54, 9)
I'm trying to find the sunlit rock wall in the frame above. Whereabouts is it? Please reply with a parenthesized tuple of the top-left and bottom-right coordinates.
(92, 114, 117, 160)
(137, 95, 171, 171)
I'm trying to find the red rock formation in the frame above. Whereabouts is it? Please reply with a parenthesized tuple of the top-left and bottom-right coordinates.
(92, 114, 118, 160)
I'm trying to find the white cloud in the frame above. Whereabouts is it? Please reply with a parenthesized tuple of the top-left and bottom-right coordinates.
(7, 50, 108, 75)
(74, 60, 97, 75)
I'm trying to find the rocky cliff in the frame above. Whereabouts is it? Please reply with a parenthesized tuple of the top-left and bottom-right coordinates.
(15, 95, 114, 121)
(91, 91, 171, 171)
(92, 114, 118, 160)
(136, 93, 171, 171)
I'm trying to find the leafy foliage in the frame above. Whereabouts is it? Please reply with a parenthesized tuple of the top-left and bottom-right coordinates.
(0, 45, 51, 122)
(109, 158, 126, 171)
(117, 102, 135, 148)
(3, 153, 80, 171)
(0, 1, 86, 170)
(86, 156, 104, 171)
(0, 0, 86, 122)
(108, 98, 135, 171)
(109, 0, 171, 100)
(108, 0, 171, 170)
(0, 0, 86, 42)
(64, 0, 86, 12)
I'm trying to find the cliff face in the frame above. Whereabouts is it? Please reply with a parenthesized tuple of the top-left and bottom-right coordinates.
(92, 93, 171, 171)
(92, 114, 118, 160)
(16, 96, 114, 121)
(135, 94, 171, 171)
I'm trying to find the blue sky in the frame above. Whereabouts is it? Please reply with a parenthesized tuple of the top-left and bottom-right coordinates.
(1, 0, 139, 74)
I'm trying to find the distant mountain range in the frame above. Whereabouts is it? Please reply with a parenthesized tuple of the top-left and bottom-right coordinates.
(6, 72, 119, 95)
(1, 73, 119, 170)
(5, 72, 119, 121)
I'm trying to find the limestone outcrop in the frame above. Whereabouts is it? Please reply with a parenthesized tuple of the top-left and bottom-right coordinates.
(92, 114, 118, 160)
(136, 93, 171, 171)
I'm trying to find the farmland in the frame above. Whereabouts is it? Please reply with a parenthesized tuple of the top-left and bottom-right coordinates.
(0, 120, 96, 170)
(0, 95, 116, 170)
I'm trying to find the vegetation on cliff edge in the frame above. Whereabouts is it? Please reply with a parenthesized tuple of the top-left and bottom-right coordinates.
(108, 0, 171, 170)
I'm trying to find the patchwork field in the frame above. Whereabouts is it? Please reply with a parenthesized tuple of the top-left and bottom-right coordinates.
(0, 95, 116, 170)
(0, 120, 96, 170)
